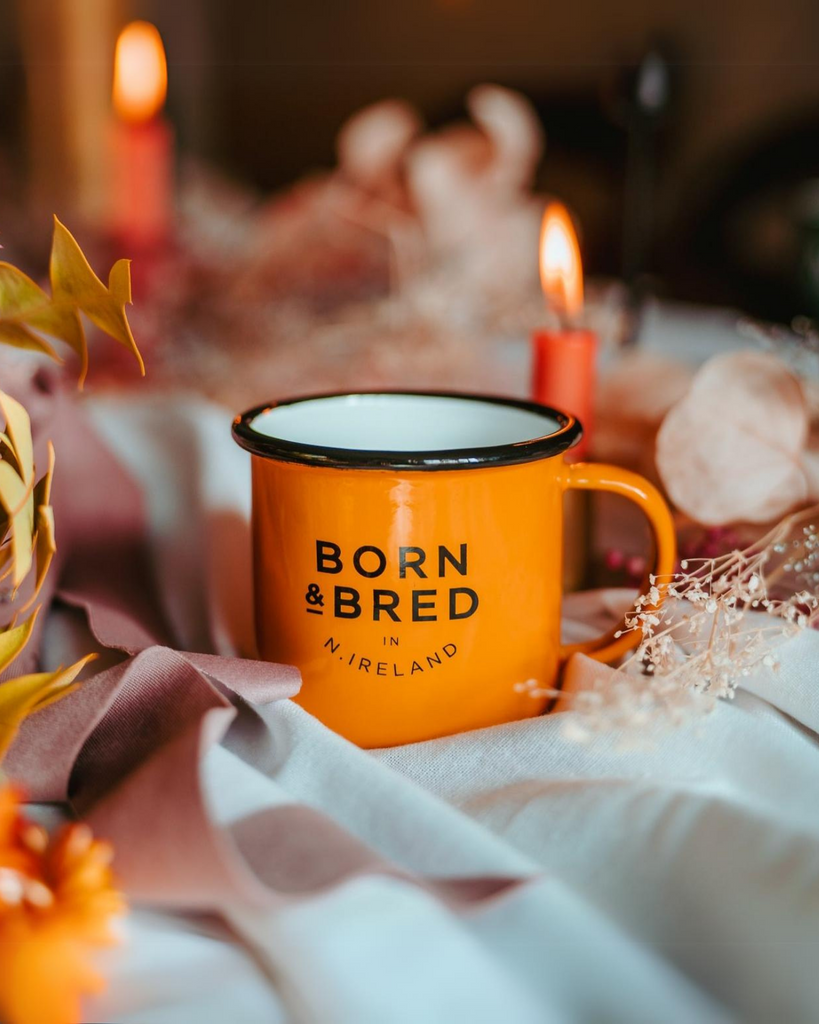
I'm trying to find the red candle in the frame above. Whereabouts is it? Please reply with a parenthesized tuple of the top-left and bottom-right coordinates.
(532, 326, 597, 460)
(109, 22, 173, 250)
(531, 203, 597, 461)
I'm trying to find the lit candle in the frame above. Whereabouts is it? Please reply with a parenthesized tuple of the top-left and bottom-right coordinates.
(531, 203, 598, 461)
(109, 21, 173, 249)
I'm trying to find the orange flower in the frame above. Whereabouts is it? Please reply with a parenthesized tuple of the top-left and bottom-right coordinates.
(0, 785, 125, 1024)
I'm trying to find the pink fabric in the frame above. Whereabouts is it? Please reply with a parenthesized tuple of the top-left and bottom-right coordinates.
(7, 639, 522, 909)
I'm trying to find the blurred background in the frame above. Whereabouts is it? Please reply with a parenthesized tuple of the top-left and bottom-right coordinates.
(2, 0, 819, 322)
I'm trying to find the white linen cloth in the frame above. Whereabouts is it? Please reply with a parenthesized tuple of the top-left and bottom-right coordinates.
(59, 376, 819, 1024)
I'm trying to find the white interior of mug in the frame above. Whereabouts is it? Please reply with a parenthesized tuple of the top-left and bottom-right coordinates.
(249, 394, 562, 452)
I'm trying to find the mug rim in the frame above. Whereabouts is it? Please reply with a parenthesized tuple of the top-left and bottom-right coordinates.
(232, 390, 583, 471)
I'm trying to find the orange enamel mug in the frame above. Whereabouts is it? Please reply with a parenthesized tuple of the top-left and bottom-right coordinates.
(233, 392, 676, 748)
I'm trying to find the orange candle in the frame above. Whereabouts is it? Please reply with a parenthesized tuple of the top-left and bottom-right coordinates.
(109, 22, 173, 249)
(531, 203, 597, 461)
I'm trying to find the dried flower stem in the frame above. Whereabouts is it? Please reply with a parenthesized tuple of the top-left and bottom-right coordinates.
(554, 505, 819, 745)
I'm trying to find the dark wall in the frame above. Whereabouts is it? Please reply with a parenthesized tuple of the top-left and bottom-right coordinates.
(4, 0, 819, 317)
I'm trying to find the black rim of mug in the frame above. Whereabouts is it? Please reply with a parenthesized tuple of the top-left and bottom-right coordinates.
(232, 390, 583, 471)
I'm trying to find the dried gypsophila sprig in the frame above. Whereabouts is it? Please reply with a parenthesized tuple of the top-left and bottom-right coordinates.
(551, 504, 819, 747)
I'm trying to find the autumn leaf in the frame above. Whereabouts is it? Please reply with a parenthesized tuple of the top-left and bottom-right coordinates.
(0, 217, 145, 771)
(0, 392, 34, 487)
(0, 614, 39, 676)
(0, 655, 95, 762)
(0, 318, 61, 361)
(50, 217, 144, 377)
(20, 442, 56, 614)
(0, 262, 84, 370)
(0, 217, 144, 385)
(0, 432, 76, 766)
(0, 394, 41, 590)
(0, 462, 33, 589)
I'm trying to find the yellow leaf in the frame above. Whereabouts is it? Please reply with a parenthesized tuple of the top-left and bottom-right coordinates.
(0, 391, 34, 485)
(0, 262, 48, 314)
(0, 612, 38, 676)
(0, 432, 18, 472)
(0, 549, 14, 582)
(17, 507, 56, 616)
(8, 441, 56, 616)
(0, 262, 84, 375)
(35, 439, 56, 509)
(0, 461, 34, 587)
(0, 320, 61, 360)
(49, 217, 144, 376)
(33, 504, 55, 598)
(0, 654, 96, 762)
(108, 258, 132, 306)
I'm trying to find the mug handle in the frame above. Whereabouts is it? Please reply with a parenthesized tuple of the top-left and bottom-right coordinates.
(559, 462, 677, 664)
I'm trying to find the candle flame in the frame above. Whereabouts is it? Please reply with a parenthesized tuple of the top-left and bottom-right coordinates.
(539, 202, 583, 318)
(113, 21, 167, 123)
